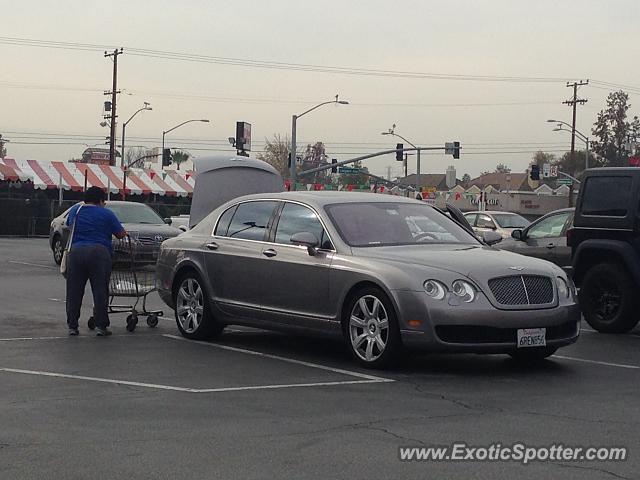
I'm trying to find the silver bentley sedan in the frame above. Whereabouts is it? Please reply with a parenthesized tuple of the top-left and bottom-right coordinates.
(156, 192, 580, 368)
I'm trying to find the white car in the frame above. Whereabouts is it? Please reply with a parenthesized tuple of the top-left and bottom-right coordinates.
(166, 214, 190, 232)
(464, 211, 530, 239)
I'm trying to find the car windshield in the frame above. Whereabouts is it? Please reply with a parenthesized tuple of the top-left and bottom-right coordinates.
(106, 203, 164, 224)
(491, 213, 529, 228)
(325, 202, 479, 247)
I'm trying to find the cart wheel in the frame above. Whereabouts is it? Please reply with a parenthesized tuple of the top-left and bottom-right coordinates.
(87, 317, 96, 330)
(146, 314, 159, 328)
(126, 314, 138, 332)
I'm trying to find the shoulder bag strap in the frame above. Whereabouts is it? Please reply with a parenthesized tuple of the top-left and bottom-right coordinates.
(67, 204, 83, 252)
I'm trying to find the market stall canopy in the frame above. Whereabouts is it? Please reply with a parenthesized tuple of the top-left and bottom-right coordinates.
(0, 159, 195, 197)
(190, 155, 284, 227)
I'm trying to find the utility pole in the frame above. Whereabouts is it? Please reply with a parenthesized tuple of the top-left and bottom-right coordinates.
(0, 134, 6, 159)
(563, 80, 588, 207)
(104, 48, 123, 166)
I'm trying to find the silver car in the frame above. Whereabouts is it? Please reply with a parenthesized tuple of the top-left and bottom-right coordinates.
(156, 192, 580, 368)
(464, 211, 530, 239)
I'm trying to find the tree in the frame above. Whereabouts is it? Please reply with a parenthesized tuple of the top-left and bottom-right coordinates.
(125, 146, 153, 167)
(257, 134, 291, 178)
(461, 173, 471, 186)
(495, 163, 511, 173)
(552, 150, 600, 178)
(171, 150, 190, 170)
(532, 151, 556, 168)
(592, 90, 640, 167)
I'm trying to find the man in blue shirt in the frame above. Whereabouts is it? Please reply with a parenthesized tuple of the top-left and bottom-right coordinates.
(66, 187, 127, 336)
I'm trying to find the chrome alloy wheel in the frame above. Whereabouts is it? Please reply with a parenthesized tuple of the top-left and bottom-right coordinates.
(176, 278, 204, 333)
(53, 238, 63, 264)
(349, 295, 389, 363)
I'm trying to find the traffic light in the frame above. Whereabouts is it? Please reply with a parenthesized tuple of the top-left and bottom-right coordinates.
(453, 141, 460, 159)
(331, 158, 338, 174)
(396, 143, 404, 161)
(162, 148, 172, 167)
(530, 164, 540, 181)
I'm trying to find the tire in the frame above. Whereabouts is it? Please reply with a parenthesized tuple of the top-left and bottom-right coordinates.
(342, 287, 402, 369)
(509, 347, 558, 364)
(126, 314, 138, 332)
(146, 314, 159, 328)
(52, 235, 64, 265)
(579, 263, 640, 333)
(87, 316, 96, 330)
(173, 272, 224, 340)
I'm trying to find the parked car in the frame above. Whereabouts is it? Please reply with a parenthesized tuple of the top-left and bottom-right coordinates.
(156, 192, 580, 368)
(570, 168, 640, 333)
(499, 208, 574, 272)
(166, 214, 190, 232)
(464, 211, 530, 239)
(49, 201, 182, 265)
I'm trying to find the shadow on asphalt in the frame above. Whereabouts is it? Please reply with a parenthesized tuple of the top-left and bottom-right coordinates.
(215, 329, 572, 377)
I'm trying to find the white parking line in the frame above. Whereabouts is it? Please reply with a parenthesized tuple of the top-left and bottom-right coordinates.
(0, 334, 162, 341)
(8, 260, 56, 269)
(0, 367, 388, 393)
(0, 334, 393, 393)
(163, 334, 392, 382)
(555, 355, 640, 370)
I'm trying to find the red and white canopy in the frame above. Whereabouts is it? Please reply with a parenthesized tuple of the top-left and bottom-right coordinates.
(1, 159, 195, 197)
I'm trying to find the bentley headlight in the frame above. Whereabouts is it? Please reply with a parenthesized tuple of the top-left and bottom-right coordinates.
(424, 280, 446, 300)
(452, 280, 476, 303)
(556, 277, 570, 299)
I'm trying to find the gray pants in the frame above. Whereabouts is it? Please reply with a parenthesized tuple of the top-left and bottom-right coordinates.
(66, 245, 112, 329)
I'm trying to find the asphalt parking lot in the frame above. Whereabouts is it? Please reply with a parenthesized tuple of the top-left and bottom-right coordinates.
(1, 238, 639, 480)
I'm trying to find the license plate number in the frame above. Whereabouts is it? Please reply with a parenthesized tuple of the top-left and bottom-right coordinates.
(517, 328, 546, 348)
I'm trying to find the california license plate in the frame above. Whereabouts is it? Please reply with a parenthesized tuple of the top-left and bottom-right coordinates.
(517, 328, 546, 348)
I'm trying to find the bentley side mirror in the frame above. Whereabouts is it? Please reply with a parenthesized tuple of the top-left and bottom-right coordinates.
(482, 230, 503, 246)
(511, 229, 523, 241)
(291, 231, 320, 256)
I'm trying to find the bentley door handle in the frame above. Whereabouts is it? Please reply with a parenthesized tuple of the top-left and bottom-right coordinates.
(206, 242, 219, 250)
(262, 249, 277, 258)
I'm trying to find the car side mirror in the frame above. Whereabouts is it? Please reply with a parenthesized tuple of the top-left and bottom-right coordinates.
(164, 217, 172, 225)
(482, 230, 502, 246)
(291, 231, 320, 255)
(511, 229, 523, 241)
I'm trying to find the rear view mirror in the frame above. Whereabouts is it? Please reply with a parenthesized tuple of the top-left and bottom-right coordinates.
(482, 230, 503, 246)
(511, 229, 523, 241)
(291, 232, 320, 255)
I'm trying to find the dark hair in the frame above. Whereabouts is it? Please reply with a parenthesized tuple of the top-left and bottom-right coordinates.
(84, 186, 107, 204)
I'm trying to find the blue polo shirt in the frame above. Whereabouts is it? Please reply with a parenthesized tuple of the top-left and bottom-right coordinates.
(67, 204, 125, 251)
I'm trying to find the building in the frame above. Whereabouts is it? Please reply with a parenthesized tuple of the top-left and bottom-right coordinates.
(467, 172, 533, 192)
(398, 173, 462, 191)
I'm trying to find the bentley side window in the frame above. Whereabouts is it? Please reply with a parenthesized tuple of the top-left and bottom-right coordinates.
(275, 203, 333, 250)
(226, 201, 277, 241)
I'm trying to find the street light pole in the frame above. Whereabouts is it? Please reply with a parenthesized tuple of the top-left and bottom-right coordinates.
(161, 119, 210, 169)
(290, 95, 349, 190)
(548, 119, 590, 170)
(121, 103, 152, 167)
(381, 126, 421, 196)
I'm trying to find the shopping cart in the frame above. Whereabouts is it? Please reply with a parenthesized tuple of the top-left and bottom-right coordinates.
(87, 236, 163, 332)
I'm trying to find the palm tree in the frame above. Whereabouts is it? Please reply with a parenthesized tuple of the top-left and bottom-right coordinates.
(171, 150, 190, 170)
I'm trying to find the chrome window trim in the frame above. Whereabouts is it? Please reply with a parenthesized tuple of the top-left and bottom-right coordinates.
(210, 198, 337, 252)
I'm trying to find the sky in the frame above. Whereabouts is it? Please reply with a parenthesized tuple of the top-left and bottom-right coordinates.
(1, 0, 639, 179)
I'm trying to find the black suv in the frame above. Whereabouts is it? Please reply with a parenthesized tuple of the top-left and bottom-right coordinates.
(569, 168, 640, 333)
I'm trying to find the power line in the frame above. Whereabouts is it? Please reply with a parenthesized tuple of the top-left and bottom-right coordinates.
(0, 36, 576, 84)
